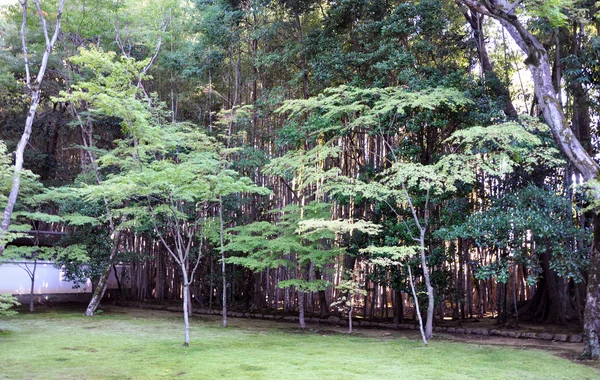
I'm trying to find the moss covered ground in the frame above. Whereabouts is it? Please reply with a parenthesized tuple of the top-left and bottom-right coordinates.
(0, 306, 598, 379)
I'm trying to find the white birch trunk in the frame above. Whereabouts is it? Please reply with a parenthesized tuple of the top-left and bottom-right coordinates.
(0, 0, 65, 246)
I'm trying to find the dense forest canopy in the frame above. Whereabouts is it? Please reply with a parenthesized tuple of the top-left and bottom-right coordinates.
(0, 0, 599, 356)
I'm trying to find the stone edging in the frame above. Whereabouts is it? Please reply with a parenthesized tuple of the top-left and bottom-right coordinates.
(115, 301, 584, 343)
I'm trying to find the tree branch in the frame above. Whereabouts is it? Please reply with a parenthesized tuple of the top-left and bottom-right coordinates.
(19, 0, 31, 89)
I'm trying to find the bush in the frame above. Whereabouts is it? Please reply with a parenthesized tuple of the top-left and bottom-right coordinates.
(0, 294, 20, 317)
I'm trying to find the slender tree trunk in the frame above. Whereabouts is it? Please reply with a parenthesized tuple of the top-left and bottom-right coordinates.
(513, 262, 519, 325)
(459, 7, 518, 118)
(0, 0, 64, 248)
(29, 260, 37, 312)
(85, 230, 121, 316)
(186, 258, 192, 317)
(348, 304, 353, 334)
(420, 232, 435, 340)
(182, 280, 190, 347)
(408, 263, 428, 346)
(298, 290, 306, 329)
(294, 11, 309, 100)
(209, 254, 214, 310)
(251, 272, 265, 310)
(1, 91, 39, 239)
(466, 244, 473, 318)
(315, 269, 329, 317)
(112, 264, 122, 299)
(220, 196, 227, 327)
(584, 216, 600, 358)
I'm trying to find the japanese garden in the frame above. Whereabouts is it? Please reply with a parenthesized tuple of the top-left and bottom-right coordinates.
(1, 0, 600, 378)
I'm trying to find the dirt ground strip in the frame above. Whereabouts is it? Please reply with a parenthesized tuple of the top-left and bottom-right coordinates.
(116, 300, 586, 342)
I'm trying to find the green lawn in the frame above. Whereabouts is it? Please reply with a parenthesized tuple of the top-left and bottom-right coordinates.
(0, 307, 598, 380)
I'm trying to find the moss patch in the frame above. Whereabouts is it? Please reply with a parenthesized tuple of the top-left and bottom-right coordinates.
(0, 307, 598, 379)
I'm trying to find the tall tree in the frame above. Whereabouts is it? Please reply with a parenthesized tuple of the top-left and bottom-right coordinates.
(0, 0, 64, 249)
(458, 0, 600, 359)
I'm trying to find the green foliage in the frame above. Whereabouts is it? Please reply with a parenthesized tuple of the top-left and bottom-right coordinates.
(446, 116, 565, 177)
(56, 223, 110, 287)
(525, 0, 576, 27)
(0, 141, 42, 211)
(56, 48, 269, 275)
(56, 47, 158, 147)
(0, 141, 56, 247)
(582, 180, 600, 212)
(1, 245, 55, 262)
(1, 0, 598, 338)
(277, 279, 330, 292)
(331, 271, 367, 315)
(264, 144, 341, 197)
(226, 202, 338, 288)
(296, 218, 381, 237)
(0, 294, 19, 317)
(277, 85, 471, 137)
(362, 246, 420, 266)
(438, 185, 590, 283)
(10, 210, 98, 227)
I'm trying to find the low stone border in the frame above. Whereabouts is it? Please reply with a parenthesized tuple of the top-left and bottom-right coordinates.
(115, 301, 584, 344)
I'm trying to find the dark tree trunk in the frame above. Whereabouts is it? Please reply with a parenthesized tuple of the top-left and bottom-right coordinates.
(112, 264, 122, 299)
(518, 250, 571, 324)
(460, 8, 518, 118)
(315, 269, 330, 317)
(393, 289, 404, 325)
(251, 272, 265, 310)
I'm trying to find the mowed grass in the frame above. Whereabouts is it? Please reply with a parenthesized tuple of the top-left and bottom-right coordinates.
(1, 307, 598, 380)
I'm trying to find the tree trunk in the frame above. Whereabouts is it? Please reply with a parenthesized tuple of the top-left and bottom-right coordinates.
(0, 0, 64, 249)
(584, 215, 600, 358)
(209, 254, 214, 310)
(419, 232, 435, 340)
(294, 11, 309, 100)
(112, 264, 122, 299)
(29, 259, 37, 312)
(298, 290, 306, 329)
(407, 263, 428, 346)
(460, 8, 518, 117)
(466, 246, 473, 318)
(348, 304, 353, 334)
(316, 269, 330, 317)
(220, 196, 227, 327)
(1, 92, 40, 240)
(182, 281, 190, 347)
(458, 0, 600, 359)
(458, 1, 598, 179)
(187, 281, 193, 317)
(251, 272, 265, 310)
(393, 289, 404, 325)
(85, 230, 121, 316)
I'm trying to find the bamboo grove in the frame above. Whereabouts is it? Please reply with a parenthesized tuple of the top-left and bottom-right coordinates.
(0, 0, 599, 355)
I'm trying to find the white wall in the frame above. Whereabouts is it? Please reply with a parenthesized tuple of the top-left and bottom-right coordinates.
(0, 261, 122, 295)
